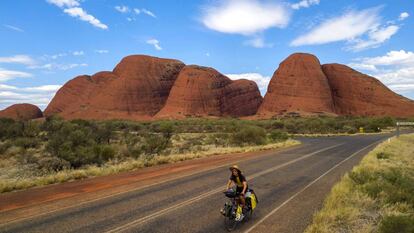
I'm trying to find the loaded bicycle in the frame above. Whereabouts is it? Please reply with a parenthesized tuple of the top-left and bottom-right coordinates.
(220, 188, 258, 231)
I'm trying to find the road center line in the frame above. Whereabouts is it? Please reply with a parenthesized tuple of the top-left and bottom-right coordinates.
(105, 143, 344, 233)
(243, 140, 381, 233)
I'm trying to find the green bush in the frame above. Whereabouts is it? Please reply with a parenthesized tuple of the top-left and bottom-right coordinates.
(269, 130, 289, 142)
(379, 215, 414, 233)
(376, 152, 390, 160)
(0, 141, 12, 155)
(14, 137, 41, 149)
(37, 157, 70, 172)
(141, 134, 170, 155)
(231, 125, 266, 146)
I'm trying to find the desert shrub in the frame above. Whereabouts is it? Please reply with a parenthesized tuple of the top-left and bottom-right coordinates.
(376, 152, 391, 160)
(16, 150, 38, 165)
(0, 118, 24, 139)
(269, 130, 289, 142)
(141, 134, 170, 155)
(157, 122, 174, 139)
(0, 141, 12, 155)
(92, 144, 116, 163)
(343, 125, 357, 134)
(379, 215, 414, 233)
(41, 115, 65, 133)
(45, 122, 108, 168)
(13, 137, 41, 149)
(94, 122, 115, 144)
(37, 157, 70, 172)
(232, 125, 266, 146)
(206, 133, 230, 146)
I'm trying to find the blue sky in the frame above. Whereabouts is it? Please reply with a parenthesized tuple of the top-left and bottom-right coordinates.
(0, 0, 413, 109)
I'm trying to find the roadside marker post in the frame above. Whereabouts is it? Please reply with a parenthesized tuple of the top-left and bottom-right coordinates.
(396, 122, 414, 137)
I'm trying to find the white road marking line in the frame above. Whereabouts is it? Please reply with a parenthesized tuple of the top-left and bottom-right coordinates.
(243, 140, 381, 233)
(0, 145, 299, 227)
(105, 143, 344, 233)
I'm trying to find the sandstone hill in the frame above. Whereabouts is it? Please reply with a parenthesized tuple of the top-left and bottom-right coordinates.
(1, 53, 413, 121)
(257, 53, 334, 117)
(155, 65, 262, 118)
(257, 53, 414, 118)
(0, 103, 43, 120)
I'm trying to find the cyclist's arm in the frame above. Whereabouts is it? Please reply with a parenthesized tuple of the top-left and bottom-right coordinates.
(226, 179, 232, 190)
(241, 181, 247, 194)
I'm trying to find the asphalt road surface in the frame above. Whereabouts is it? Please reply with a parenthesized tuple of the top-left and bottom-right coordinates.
(0, 134, 394, 233)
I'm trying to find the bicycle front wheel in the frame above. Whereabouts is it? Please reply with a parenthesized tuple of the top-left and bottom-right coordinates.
(224, 215, 238, 232)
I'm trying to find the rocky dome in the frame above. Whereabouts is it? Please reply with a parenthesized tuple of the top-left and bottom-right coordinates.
(156, 65, 263, 118)
(323, 64, 414, 117)
(0, 103, 43, 120)
(44, 55, 185, 120)
(257, 53, 335, 117)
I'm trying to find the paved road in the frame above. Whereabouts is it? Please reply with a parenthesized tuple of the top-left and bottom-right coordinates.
(0, 134, 392, 233)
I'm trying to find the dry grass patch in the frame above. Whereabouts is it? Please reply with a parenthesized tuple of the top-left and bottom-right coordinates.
(305, 134, 414, 233)
(0, 139, 299, 193)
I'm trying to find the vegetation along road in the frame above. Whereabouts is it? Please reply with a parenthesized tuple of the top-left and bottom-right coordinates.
(0, 133, 399, 233)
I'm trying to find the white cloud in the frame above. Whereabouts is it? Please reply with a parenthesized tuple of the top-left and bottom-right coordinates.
(146, 39, 162, 50)
(134, 8, 141, 14)
(348, 25, 399, 51)
(350, 50, 414, 94)
(141, 9, 156, 18)
(28, 63, 88, 71)
(0, 69, 32, 82)
(3, 24, 24, 32)
(291, 7, 381, 46)
(95, 49, 109, 54)
(353, 50, 414, 67)
(46, 0, 79, 8)
(226, 73, 271, 95)
(24, 85, 62, 92)
(244, 37, 273, 48)
(47, 0, 108, 29)
(291, 0, 320, 10)
(63, 7, 108, 29)
(201, 0, 290, 35)
(115, 5, 130, 13)
(399, 12, 409, 21)
(0, 55, 36, 65)
(0, 84, 18, 90)
(72, 50, 84, 56)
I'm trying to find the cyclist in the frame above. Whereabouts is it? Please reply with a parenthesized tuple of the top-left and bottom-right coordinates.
(226, 165, 248, 221)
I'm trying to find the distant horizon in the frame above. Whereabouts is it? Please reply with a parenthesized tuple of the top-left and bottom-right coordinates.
(1, 0, 413, 110)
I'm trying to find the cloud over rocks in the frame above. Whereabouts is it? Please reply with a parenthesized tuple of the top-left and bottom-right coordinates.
(291, 7, 402, 51)
(201, 0, 290, 35)
(146, 39, 162, 50)
(226, 73, 271, 95)
(349, 50, 414, 94)
(0, 84, 62, 110)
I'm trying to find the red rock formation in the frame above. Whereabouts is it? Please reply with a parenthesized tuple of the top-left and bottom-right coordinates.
(44, 55, 185, 120)
(156, 65, 262, 118)
(257, 53, 335, 117)
(0, 103, 43, 120)
(323, 64, 414, 117)
(43, 72, 117, 118)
